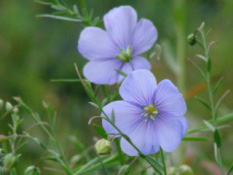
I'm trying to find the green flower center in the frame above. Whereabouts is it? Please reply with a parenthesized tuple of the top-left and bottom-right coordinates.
(142, 104, 158, 122)
(116, 46, 133, 63)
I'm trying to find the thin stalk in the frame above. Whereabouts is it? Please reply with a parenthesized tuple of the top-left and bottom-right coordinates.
(115, 138, 124, 165)
(200, 28, 224, 175)
(160, 148, 167, 175)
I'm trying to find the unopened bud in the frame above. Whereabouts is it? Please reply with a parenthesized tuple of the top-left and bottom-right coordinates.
(179, 165, 194, 175)
(187, 34, 197, 46)
(95, 139, 111, 155)
(4, 153, 17, 171)
(0, 99, 4, 111)
(0, 135, 8, 143)
(118, 165, 130, 175)
(5, 102, 13, 112)
(24, 166, 41, 175)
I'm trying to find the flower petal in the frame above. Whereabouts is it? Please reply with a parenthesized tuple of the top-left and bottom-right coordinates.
(78, 27, 118, 61)
(156, 115, 188, 152)
(104, 6, 137, 49)
(102, 101, 143, 135)
(120, 120, 160, 156)
(83, 59, 122, 85)
(119, 69, 157, 106)
(132, 19, 158, 55)
(153, 80, 187, 116)
(117, 56, 151, 83)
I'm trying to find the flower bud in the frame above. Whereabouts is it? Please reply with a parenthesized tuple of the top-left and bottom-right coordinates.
(0, 99, 4, 111)
(94, 139, 111, 155)
(24, 166, 41, 175)
(187, 34, 196, 46)
(5, 102, 13, 112)
(179, 165, 194, 175)
(118, 165, 130, 175)
(4, 153, 17, 171)
(0, 135, 8, 143)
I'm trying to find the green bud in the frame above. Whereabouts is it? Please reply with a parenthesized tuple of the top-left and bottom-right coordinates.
(0, 135, 8, 143)
(179, 165, 194, 175)
(24, 166, 41, 175)
(94, 139, 112, 155)
(4, 153, 17, 171)
(118, 165, 130, 175)
(5, 102, 13, 112)
(187, 34, 197, 46)
(0, 99, 4, 111)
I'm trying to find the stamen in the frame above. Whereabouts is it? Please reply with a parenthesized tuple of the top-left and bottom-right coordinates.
(142, 104, 158, 121)
(116, 46, 133, 62)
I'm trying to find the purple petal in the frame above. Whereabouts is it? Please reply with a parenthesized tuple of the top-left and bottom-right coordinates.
(119, 69, 157, 106)
(120, 121, 160, 156)
(78, 27, 118, 61)
(104, 6, 137, 49)
(83, 59, 122, 85)
(153, 80, 187, 116)
(102, 101, 143, 135)
(132, 19, 158, 55)
(117, 56, 151, 83)
(156, 115, 188, 152)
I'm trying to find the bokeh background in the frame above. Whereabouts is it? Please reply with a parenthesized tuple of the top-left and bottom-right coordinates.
(0, 0, 232, 174)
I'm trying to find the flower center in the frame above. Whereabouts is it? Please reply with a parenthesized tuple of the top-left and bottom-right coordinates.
(116, 46, 133, 63)
(142, 104, 158, 122)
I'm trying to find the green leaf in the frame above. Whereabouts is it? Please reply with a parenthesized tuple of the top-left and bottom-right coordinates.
(227, 163, 233, 175)
(51, 79, 81, 83)
(214, 130, 221, 148)
(115, 69, 128, 77)
(182, 137, 209, 141)
(144, 156, 163, 175)
(36, 14, 82, 22)
(88, 102, 99, 109)
(196, 54, 207, 61)
(111, 109, 115, 123)
(44, 156, 59, 162)
(203, 120, 215, 132)
(213, 77, 224, 94)
(195, 96, 211, 111)
(93, 124, 108, 139)
(207, 58, 211, 72)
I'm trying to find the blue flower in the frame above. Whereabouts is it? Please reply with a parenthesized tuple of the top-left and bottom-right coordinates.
(102, 70, 188, 156)
(78, 6, 158, 85)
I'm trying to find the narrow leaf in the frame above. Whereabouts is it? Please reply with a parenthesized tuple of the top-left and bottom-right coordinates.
(51, 79, 81, 83)
(88, 102, 99, 109)
(203, 120, 215, 132)
(196, 54, 207, 61)
(93, 124, 108, 139)
(227, 163, 233, 175)
(207, 58, 211, 72)
(111, 109, 115, 123)
(115, 69, 128, 77)
(36, 14, 82, 22)
(195, 96, 211, 111)
(214, 130, 221, 148)
(182, 137, 209, 141)
(144, 156, 163, 175)
(213, 77, 224, 94)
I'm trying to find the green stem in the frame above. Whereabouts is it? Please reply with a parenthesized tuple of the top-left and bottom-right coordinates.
(200, 28, 224, 175)
(160, 148, 167, 175)
(115, 138, 124, 165)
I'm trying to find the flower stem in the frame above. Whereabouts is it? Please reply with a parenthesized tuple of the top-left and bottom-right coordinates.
(200, 27, 224, 175)
(160, 148, 167, 175)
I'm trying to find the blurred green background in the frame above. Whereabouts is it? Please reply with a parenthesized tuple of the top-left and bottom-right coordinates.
(0, 0, 232, 174)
